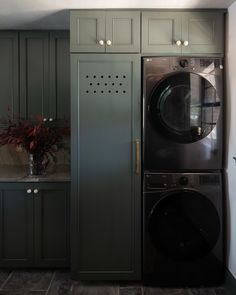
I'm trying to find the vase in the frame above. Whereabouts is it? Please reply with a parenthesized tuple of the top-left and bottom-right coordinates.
(28, 153, 45, 176)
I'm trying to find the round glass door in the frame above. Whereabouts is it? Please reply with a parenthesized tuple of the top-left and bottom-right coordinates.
(148, 190, 220, 261)
(149, 72, 221, 143)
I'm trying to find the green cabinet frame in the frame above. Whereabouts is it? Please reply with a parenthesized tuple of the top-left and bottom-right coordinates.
(70, 11, 140, 53)
(0, 182, 70, 268)
(71, 54, 141, 280)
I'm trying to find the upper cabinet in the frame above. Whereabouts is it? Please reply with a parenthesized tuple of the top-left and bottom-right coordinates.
(70, 10, 140, 53)
(181, 12, 224, 55)
(20, 31, 70, 122)
(142, 11, 224, 55)
(142, 12, 182, 54)
(0, 32, 19, 123)
(49, 31, 70, 121)
(20, 32, 50, 121)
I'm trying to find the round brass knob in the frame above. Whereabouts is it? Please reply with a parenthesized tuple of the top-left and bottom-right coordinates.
(106, 40, 112, 46)
(183, 40, 189, 46)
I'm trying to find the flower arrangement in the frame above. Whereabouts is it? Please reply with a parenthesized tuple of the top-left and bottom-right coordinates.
(0, 116, 70, 175)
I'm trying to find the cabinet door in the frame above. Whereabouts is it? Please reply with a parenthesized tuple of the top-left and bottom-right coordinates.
(70, 11, 106, 52)
(20, 32, 49, 120)
(142, 12, 182, 54)
(181, 12, 224, 54)
(34, 183, 69, 267)
(49, 31, 70, 121)
(0, 32, 19, 124)
(0, 184, 34, 268)
(105, 11, 140, 53)
(71, 54, 141, 280)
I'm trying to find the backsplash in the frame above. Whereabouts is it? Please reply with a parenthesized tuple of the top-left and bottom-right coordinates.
(0, 144, 70, 166)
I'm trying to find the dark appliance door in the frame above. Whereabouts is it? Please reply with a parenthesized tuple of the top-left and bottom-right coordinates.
(144, 189, 223, 286)
(149, 72, 220, 143)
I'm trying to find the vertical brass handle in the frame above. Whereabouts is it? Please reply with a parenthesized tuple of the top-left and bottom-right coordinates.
(135, 140, 141, 175)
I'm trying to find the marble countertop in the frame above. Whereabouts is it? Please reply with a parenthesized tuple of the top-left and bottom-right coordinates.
(0, 165, 70, 182)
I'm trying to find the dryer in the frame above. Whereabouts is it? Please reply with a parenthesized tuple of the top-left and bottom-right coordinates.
(143, 57, 223, 171)
(143, 172, 224, 287)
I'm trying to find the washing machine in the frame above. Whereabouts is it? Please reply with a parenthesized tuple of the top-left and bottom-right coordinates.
(143, 172, 224, 286)
(143, 57, 223, 171)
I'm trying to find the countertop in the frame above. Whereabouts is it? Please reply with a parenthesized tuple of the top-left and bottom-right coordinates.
(0, 165, 70, 182)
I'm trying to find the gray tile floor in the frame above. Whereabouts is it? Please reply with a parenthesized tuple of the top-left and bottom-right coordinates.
(0, 270, 226, 295)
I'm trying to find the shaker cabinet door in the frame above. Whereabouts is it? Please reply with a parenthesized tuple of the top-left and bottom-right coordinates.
(142, 11, 182, 54)
(49, 31, 70, 121)
(71, 54, 141, 280)
(34, 183, 70, 268)
(0, 184, 34, 268)
(20, 32, 50, 120)
(105, 11, 140, 53)
(0, 32, 19, 124)
(181, 12, 224, 54)
(70, 11, 106, 52)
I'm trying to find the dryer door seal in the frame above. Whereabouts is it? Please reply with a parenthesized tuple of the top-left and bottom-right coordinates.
(149, 72, 220, 143)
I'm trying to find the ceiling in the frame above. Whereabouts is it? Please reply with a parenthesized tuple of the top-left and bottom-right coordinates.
(0, 0, 235, 29)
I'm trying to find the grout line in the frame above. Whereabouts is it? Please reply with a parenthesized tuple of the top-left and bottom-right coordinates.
(0, 270, 14, 290)
(45, 271, 56, 295)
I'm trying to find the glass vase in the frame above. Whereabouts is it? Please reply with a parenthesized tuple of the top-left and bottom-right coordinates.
(28, 153, 45, 176)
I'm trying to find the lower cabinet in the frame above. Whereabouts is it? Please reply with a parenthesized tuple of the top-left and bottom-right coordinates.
(0, 182, 70, 268)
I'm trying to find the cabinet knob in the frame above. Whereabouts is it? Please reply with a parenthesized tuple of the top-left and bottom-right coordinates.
(176, 40, 182, 46)
(98, 40, 104, 46)
(49, 118, 53, 122)
(43, 118, 47, 122)
(106, 40, 112, 46)
(33, 189, 39, 194)
(27, 189, 32, 194)
(183, 40, 189, 46)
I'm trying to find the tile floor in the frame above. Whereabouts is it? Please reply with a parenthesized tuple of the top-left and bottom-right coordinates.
(0, 270, 226, 295)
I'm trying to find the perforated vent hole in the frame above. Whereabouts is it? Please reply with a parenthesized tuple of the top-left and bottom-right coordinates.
(84, 74, 128, 95)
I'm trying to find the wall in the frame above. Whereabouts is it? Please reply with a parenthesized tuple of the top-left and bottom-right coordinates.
(0, 0, 235, 29)
(226, 1, 236, 279)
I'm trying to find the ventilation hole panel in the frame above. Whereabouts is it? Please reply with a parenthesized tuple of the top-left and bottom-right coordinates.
(84, 74, 128, 95)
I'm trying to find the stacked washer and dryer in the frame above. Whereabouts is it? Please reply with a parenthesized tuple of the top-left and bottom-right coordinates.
(142, 57, 224, 286)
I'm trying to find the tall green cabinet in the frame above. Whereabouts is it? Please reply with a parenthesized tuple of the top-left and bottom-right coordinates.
(71, 54, 141, 280)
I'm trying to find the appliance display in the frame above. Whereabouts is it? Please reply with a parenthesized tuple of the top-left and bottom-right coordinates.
(143, 172, 224, 286)
(143, 57, 223, 171)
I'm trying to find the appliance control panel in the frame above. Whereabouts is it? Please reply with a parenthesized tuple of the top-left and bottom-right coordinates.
(144, 173, 221, 191)
(170, 57, 223, 72)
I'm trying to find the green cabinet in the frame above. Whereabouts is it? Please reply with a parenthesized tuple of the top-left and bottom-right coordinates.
(0, 182, 70, 268)
(20, 32, 50, 121)
(49, 31, 70, 121)
(20, 31, 70, 122)
(181, 12, 224, 55)
(142, 11, 224, 55)
(70, 11, 140, 53)
(142, 11, 182, 54)
(0, 183, 34, 268)
(71, 54, 141, 280)
(0, 32, 19, 124)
